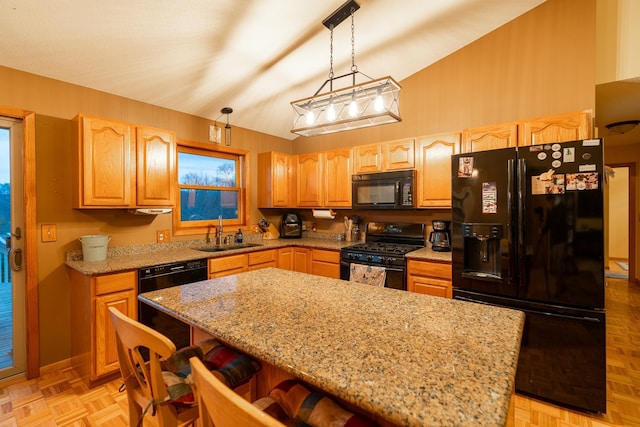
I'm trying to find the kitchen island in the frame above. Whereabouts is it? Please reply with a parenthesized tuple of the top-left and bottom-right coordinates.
(139, 268, 524, 426)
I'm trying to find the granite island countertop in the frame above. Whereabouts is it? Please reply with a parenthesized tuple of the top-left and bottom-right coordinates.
(139, 268, 523, 426)
(65, 237, 451, 275)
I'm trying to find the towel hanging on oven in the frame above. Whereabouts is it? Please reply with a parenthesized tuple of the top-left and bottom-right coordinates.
(349, 264, 386, 287)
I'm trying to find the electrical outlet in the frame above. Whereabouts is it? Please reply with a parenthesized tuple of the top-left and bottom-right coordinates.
(157, 230, 171, 243)
(41, 224, 57, 242)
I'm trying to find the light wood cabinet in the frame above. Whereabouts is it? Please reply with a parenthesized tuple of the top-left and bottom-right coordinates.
(73, 114, 176, 208)
(248, 249, 277, 270)
(310, 249, 340, 279)
(70, 269, 137, 387)
(324, 148, 352, 207)
(277, 247, 294, 270)
(519, 110, 593, 146)
(353, 139, 415, 173)
(407, 259, 452, 298)
(383, 139, 415, 170)
(296, 149, 353, 208)
(258, 151, 293, 208)
(135, 126, 176, 206)
(353, 143, 382, 173)
(415, 132, 460, 208)
(74, 115, 135, 207)
(296, 153, 323, 207)
(462, 123, 518, 153)
(293, 247, 311, 273)
(209, 254, 249, 278)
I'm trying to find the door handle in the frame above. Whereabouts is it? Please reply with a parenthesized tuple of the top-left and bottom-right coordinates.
(9, 248, 23, 271)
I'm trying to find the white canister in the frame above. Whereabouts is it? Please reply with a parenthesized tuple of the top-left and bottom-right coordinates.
(79, 234, 111, 262)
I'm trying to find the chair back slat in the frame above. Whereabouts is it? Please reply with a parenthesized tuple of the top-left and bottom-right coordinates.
(190, 356, 286, 427)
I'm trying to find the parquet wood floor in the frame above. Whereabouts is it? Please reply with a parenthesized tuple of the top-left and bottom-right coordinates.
(0, 270, 638, 426)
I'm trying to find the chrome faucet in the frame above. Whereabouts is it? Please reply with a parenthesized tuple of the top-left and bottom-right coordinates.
(216, 215, 223, 245)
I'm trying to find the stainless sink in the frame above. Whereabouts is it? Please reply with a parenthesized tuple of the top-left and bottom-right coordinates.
(196, 243, 263, 252)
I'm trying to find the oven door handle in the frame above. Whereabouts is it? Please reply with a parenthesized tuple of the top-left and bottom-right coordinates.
(341, 261, 403, 273)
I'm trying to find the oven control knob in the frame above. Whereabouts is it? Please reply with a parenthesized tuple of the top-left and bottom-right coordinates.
(367, 255, 373, 262)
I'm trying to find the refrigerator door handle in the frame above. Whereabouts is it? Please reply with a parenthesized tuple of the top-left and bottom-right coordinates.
(507, 158, 516, 286)
(517, 157, 527, 293)
(455, 296, 603, 323)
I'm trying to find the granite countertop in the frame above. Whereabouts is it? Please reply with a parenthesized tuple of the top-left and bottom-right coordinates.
(65, 236, 450, 275)
(405, 246, 452, 262)
(139, 268, 524, 426)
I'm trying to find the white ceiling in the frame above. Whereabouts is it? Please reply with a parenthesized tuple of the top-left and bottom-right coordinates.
(0, 0, 582, 141)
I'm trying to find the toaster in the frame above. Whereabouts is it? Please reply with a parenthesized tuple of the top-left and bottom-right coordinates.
(281, 212, 302, 238)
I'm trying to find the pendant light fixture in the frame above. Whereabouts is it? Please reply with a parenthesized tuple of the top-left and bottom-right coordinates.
(221, 107, 233, 146)
(291, 0, 401, 137)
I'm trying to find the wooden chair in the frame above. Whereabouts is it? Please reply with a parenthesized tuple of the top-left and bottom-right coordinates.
(108, 306, 198, 427)
(189, 356, 287, 427)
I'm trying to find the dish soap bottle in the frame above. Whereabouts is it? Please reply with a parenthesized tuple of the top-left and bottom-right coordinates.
(235, 229, 243, 244)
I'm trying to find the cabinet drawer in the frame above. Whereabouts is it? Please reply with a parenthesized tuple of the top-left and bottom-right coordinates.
(248, 249, 277, 266)
(410, 276, 452, 298)
(311, 249, 339, 263)
(95, 271, 136, 295)
(407, 260, 451, 279)
(209, 254, 248, 272)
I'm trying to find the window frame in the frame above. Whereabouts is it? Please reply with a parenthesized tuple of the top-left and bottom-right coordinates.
(173, 139, 249, 236)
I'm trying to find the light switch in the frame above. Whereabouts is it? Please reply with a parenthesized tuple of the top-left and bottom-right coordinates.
(42, 224, 57, 242)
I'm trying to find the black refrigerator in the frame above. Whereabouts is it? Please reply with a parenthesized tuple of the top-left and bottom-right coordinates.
(451, 139, 606, 413)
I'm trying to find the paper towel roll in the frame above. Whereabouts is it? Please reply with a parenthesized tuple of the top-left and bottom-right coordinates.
(312, 209, 336, 219)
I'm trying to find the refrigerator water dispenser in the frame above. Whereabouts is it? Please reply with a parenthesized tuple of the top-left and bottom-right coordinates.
(462, 223, 502, 280)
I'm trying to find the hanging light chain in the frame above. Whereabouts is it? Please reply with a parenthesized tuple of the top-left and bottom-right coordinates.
(351, 8, 357, 73)
(328, 24, 335, 91)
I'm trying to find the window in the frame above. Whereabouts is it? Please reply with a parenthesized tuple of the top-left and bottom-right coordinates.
(174, 142, 247, 234)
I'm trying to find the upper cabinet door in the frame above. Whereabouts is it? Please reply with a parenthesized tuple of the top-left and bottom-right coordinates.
(519, 110, 593, 146)
(324, 148, 352, 207)
(383, 138, 415, 170)
(258, 151, 292, 208)
(296, 153, 323, 207)
(416, 132, 461, 208)
(136, 126, 176, 206)
(353, 143, 382, 173)
(77, 115, 135, 207)
(462, 123, 518, 153)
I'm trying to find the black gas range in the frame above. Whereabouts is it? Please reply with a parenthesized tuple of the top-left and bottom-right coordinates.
(340, 222, 426, 290)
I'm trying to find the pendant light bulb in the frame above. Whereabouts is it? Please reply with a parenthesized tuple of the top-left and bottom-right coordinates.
(348, 93, 358, 117)
(374, 89, 384, 112)
(327, 102, 336, 121)
(306, 108, 315, 125)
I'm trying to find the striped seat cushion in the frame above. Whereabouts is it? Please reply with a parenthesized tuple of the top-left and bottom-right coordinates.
(269, 379, 379, 427)
(160, 338, 261, 406)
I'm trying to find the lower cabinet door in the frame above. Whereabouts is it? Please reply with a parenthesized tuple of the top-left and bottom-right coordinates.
(94, 289, 136, 378)
(408, 275, 452, 298)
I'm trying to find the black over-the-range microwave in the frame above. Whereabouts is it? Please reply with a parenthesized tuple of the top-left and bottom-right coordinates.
(352, 169, 415, 209)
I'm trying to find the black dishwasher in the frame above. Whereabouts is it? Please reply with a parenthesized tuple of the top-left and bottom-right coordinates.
(138, 259, 208, 350)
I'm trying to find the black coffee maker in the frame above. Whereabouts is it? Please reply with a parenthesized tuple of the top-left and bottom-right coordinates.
(429, 220, 451, 252)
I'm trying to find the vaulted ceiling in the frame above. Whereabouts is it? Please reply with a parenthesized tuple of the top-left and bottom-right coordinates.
(0, 0, 550, 140)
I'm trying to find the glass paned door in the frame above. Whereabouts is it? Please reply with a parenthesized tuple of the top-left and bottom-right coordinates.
(0, 117, 26, 379)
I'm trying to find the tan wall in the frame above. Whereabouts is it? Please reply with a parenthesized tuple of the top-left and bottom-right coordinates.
(604, 144, 640, 272)
(596, 0, 640, 83)
(0, 0, 598, 366)
(607, 167, 629, 259)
